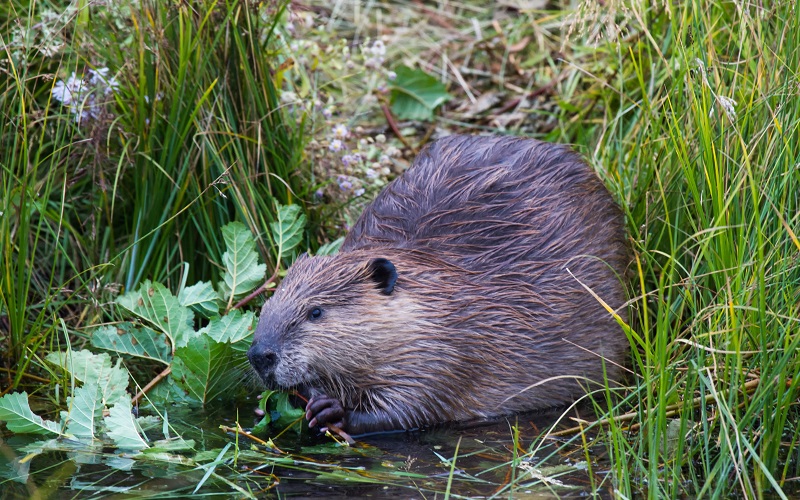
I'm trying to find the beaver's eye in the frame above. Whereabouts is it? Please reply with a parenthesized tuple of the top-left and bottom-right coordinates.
(308, 307, 323, 320)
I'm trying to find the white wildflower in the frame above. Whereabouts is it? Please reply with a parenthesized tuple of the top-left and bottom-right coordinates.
(89, 67, 110, 85)
(329, 139, 344, 152)
(51, 73, 85, 106)
(354, 188, 365, 197)
(369, 40, 386, 57)
(51, 67, 119, 125)
(332, 123, 349, 140)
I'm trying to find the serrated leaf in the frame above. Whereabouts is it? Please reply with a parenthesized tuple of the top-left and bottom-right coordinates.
(117, 280, 195, 349)
(105, 393, 148, 450)
(178, 281, 221, 318)
(316, 237, 344, 256)
(62, 382, 102, 439)
(390, 65, 452, 121)
(198, 309, 256, 344)
(267, 391, 305, 429)
(269, 205, 306, 260)
(143, 438, 196, 453)
(219, 222, 267, 302)
(0, 392, 62, 436)
(45, 350, 130, 407)
(91, 324, 171, 365)
(252, 390, 304, 434)
(172, 335, 241, 405)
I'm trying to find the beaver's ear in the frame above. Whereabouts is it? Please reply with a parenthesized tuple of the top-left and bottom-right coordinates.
(368, 258, 397, 295)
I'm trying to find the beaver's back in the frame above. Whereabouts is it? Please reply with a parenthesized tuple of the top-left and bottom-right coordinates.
(343, 135, 629, 280)
(250, 135, 632, 434)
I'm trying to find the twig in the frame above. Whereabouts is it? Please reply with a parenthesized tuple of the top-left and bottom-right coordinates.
(220, 423, 284, 454)
(0, 367, 50, 384)
(232, 268, 280, 311)
(380, 102, 413, 152)
(325, 423, 356, 446)
(132, 366, 172, 406)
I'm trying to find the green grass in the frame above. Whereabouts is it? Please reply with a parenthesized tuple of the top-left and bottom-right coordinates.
(0, 0, 312, 383)
(500, 0, 800, 496)
(2, 0, 800, 497)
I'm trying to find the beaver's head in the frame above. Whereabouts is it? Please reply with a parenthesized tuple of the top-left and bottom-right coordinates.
(247, 252, 401, 392)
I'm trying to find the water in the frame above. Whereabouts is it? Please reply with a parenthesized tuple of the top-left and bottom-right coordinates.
(0, 397, 607, 498)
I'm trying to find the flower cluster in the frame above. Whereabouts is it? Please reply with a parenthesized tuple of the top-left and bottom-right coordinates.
(270, 5, 408, 214)
(51, 68, 119, 124)
(364, 40, 386, 69)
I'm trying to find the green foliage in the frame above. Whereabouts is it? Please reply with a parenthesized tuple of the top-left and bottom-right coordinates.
(316, 237, 345, 257)
(0, 350, 148, 450)
(0, 392, 63, 436)
(219, 221, 269, 306)
(105, 394, 150, 450)
(0, 220, 269, 459)
(389, 65, 453, 121)
(199, 309, 257, 344)
(172, 335, 240, 404)
(0, 0, 313, 386)
(91, 323, 172, 364)
(45, 350, 130, 406)
(116, 281, 196, 350)
(269, 204, 308, 265)
(62, 383, 103, 439)
(178, 281, 221, 318)
(93, 221, 265, 406)
(252, 390, 305, 435)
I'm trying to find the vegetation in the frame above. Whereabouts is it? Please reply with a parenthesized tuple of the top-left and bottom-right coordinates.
(1, 0, 799, 497)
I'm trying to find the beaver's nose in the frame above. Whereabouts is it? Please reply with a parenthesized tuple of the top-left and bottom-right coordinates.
(247, 343, 278, 372)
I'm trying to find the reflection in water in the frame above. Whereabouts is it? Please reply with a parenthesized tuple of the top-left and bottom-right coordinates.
(0, 397, 610, 498)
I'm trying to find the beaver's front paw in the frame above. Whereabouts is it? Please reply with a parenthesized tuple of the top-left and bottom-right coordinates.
(306, 394, 346, 431)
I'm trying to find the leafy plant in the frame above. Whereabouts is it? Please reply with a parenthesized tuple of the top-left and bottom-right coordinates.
(389, 65, 453, 121)
(0, 350, 149, 450)
(92, 221, 273, 407)
(0, 217, 309, 457)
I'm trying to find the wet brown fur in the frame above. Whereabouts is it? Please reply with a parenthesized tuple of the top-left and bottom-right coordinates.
(250, 135, 630, 433)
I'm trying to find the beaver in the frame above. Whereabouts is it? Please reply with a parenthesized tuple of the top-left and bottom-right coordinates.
(248, 135, 630, 435)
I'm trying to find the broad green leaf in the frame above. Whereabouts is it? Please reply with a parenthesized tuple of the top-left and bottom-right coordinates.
(390, 65, 452, 121)
(0, 392, 62, 436)
(20, 438, 101, 455)
(117, 280, 195, 349)
(178, 281, 221, 318)
(45, 350, 130, 406)
(269, 204, 306, 261)
(105, 393, 149, 450)
(143, 438, 196, 453)
(62, 382, 102, 439)
(172, 335, 241, 404)
(267, 391, 305, 429)
(252, 390, 304, 434)
(91, 324, 171, 365)
(198, 309, 256, 344)
(316, 237, 344, 256)
(219, 222, 267, 301)
(138, 378, 196, 407)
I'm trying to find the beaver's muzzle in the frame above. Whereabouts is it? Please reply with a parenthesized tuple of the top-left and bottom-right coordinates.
(247, 342, 279, 384)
